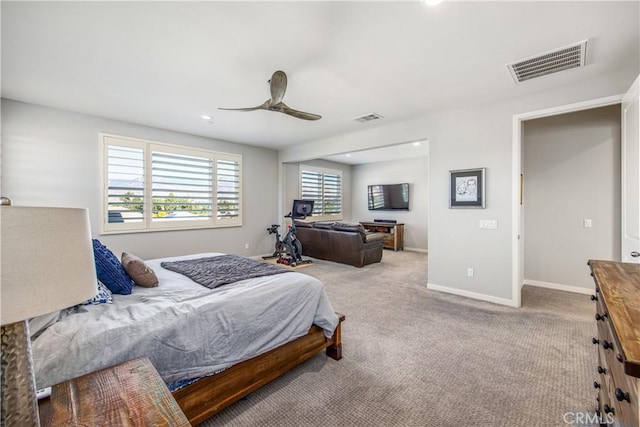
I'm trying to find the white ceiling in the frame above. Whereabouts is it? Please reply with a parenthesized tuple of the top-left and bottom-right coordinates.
(2, 1, 638, 163)
(323, 139, 429, 165)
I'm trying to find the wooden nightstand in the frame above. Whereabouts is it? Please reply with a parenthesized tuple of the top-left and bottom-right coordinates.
(38, 356, 190, 426)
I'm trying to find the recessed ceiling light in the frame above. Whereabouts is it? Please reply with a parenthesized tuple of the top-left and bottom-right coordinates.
(201, 115, 213, 121)
(413, 142, 422, 146)
(346, 154, 352, 157)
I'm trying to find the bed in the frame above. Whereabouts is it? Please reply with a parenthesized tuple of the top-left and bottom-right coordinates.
(31, 252, 344, 425)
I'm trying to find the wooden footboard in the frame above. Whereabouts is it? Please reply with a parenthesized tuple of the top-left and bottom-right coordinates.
(173, 314, 345, 425)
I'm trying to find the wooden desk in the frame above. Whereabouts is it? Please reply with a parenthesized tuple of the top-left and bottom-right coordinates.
(39, 357, 190, 426)
(360, 222, 404, 251)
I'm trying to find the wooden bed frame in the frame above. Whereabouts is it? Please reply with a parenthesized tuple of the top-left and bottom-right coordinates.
(172, 313, 345, 425)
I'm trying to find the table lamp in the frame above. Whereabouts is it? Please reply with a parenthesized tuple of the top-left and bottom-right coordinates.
(1, 205, 98, 426)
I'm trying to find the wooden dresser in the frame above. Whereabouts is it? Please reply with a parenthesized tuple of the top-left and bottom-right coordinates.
(588, 260, 640, 427)
(38, 356, 191, 426)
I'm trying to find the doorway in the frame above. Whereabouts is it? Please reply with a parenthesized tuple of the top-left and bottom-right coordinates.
(521, 106, 621, 295)
(511, 94, 623, 307)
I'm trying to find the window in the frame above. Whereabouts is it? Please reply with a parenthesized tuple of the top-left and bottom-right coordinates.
(102, 134, 242, 233)
(300, 165, 342, 219)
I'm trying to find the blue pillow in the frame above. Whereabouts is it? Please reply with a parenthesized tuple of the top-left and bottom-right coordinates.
(82, 280, 114, 305)
(92, 239, 133, 295)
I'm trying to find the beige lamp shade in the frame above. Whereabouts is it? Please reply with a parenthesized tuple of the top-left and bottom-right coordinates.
(1, 206, 97, 325)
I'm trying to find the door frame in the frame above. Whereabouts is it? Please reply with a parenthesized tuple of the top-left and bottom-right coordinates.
(511, 94, 623, 307)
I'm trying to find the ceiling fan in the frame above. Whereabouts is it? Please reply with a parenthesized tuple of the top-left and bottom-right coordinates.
(219, 70, 322, 121)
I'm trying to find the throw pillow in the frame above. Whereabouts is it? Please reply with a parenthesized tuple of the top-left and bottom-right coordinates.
(121, 252, 159, 288)
(92, 239, 133, 295)
(82, 280, 114, 305)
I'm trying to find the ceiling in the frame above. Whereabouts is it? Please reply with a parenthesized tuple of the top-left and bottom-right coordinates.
(323, 139, 429, 165)
(2, 1, 638, 163)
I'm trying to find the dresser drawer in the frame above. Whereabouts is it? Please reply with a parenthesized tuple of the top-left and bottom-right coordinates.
(589, 260, 640, 427)
(607, 349, 639, 426)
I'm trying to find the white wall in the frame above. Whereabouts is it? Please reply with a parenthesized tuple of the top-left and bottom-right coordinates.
(280, 69, 637, 305)
(352, 156, 428, 251)
(1, 99, 280, 259)
(523, 105, 621, 291)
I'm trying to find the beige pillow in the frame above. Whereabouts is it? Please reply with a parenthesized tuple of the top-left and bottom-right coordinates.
(121, 252, 159, 288)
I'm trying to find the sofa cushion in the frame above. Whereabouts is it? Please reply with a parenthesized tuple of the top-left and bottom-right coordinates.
(333, 222, 365, 233)
(312, 222, 335, 230)
(294, 220, 314, 228)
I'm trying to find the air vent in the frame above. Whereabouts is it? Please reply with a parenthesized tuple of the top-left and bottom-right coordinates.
(353, 113, 383, 123)
(507, 40, 588, 83)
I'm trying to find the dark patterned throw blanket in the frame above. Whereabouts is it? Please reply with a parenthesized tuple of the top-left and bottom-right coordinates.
(160, 254, 289, 289)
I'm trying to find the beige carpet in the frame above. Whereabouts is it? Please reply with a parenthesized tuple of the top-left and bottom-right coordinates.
(199, 251, 597, 427)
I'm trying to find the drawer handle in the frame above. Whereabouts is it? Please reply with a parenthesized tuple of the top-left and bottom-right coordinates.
(592, 338, 600, 345)
(617, 354, 624, 363)
(615, 388, 630, 403)
(603, 404, 615, 415)
(595, 313, 608, 321)
(602, 340, 614, 350)
(594, 381, 601, 389)
(591, 295, 598, 301)
(597, 366, 607, 375)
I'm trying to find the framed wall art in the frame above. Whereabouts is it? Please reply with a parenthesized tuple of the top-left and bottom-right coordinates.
(449, 168, 486, 208)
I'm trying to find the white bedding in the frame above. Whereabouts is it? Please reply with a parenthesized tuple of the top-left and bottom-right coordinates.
(32, 253, 339, 389)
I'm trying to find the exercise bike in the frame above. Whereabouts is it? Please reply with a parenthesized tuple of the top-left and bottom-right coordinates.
(264, 200, 314, 267)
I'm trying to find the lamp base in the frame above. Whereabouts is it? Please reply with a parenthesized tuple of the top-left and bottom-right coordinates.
(1, 320, 40, 427)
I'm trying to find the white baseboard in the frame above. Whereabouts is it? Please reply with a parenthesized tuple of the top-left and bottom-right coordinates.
(523, 279, 593, 295)
(404, 247, 428, 253)
(427, 283, 518, 307)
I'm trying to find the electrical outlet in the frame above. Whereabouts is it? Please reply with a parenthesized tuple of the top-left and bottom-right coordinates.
(244, 243, 249, 249)
(467, 268, 474, 278)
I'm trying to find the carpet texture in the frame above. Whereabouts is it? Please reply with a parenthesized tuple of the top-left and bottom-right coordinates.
(199, 251, 598, 427)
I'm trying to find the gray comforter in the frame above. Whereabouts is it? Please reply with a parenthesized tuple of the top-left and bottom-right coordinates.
(161, 254, 289, 289)
(32, 253, 339, 389)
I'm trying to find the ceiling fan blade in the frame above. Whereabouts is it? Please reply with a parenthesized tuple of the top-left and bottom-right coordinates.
(218, 100, 270, 112)
(219, 71, 321, 121)
(280, 103, 322, 121)
(269, 70, 287, 105)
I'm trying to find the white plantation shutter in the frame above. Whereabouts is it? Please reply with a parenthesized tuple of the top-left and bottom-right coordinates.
(216, 156, 241, 221)
(105, 138, 145, 229)
(300, 165, 342, 219)
(151, 148, 213, 224)
(102, 134, 242, 232)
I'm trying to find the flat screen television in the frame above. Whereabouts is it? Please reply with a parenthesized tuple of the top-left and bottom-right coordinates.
(367, 183, 409, 211)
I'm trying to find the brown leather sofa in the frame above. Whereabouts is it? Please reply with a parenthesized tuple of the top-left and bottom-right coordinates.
(294, 221, 385, 267)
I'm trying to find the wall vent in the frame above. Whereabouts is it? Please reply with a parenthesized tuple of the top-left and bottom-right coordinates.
(353, 113, 384, 123)
(507, 40, 588, 83)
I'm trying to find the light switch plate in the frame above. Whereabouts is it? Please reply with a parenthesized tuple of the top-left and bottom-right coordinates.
(584, 219, 592, 228)
(479, 220, 498, 229)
